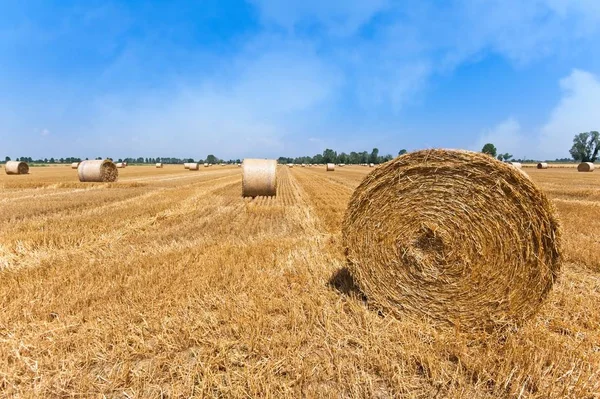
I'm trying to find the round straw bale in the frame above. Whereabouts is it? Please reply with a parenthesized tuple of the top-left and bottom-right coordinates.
(537, 162, 549, 169)
(343, 149, 561, 330)
(509, 162, 522, 169)
(78, 160, 118, 182)
(188, 163, 199, 171)
(156, 163, 163, 168)
(116, 162, 125, 168)
(183, 163, 191, 169)
(71, 162, 80, 169)
(242, 159, 277, 197)
(369, 163, 375, 167)
(326, 163, 335, 171)
(578, 162, 594, 172)
(5, 161, 29, 175)
(204, 163, 209, 167)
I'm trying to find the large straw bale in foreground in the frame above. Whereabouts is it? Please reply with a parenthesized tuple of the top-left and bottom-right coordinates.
(326, 163, 335, 171)
(242, 159, 277, 197)
(5, 161, 29, 175)
(578, 162, 594, 172)
(343, 149, 561, 330)
(78, 160, 118, 182)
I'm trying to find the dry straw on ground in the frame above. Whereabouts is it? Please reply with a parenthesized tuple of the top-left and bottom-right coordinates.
(537, 162, 549, 169)
(242, 159, 277, 197)
(577, 162, 594, 172)
(77, 160, 118, 182)
(343, 149, 562, 331)
(326, 163, 335, 171)
(71, 162, 80, 169)
(5, 161, 29, 175)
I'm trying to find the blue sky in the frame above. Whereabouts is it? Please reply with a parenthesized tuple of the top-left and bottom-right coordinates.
(1, 0, 600, 160)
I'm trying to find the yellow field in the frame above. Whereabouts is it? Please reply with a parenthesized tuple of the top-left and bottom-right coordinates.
(0, 165, 598, 398)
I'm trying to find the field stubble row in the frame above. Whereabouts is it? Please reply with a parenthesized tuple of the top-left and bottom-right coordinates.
(0, 165, 597, 397)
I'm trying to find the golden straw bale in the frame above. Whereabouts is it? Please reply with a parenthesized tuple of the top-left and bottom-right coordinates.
(578, 162, 595, 172)
(71, 162, 80, 169)
(5, 161, 29, 175)
(343, 149, 561, 330)
(509, 162, 522, 169)
(537, 163, 549, 169)
(188, 163, 199, 171)
(326, 163, 335, 171)
(242, 159, 277, 197)
(116, 162, 125, 168)
(156, 163, 163, 168)
(78, 160, 118, 182)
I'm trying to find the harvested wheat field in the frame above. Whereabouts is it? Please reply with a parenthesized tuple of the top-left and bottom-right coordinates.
(0, 164, 599, 398)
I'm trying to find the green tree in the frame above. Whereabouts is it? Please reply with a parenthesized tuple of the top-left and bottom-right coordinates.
(322, 149, 337, 163)
(497, 153, 513, 162)
(206, 154, 218, 164)
(369, 148, 379, 164)
(570, 131, 600, 162)
(398, 149, 407, 156)
(481, 143, 497, 157)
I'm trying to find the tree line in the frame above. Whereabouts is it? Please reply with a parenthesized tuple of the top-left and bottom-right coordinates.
(482, 131, 599, 163)
(1, 155, 242, 165)
(278, 148, 407, 165)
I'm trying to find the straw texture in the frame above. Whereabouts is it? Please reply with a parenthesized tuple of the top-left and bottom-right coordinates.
(5, 161, 29, 175)
(537, 163, 549, 169)
(578, 162, 595, 172)
(326, 163, 335, 172)
(242, 159, 277, 197)
(78, 160, 118, 182)
(343, 149, 561, 330)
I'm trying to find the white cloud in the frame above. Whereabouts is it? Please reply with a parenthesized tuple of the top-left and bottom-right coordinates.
(40, 128, 50, 136)
(475, 69, 600, 160)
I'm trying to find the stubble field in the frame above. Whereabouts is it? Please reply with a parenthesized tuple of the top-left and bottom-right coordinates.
(0, 164, 598, 398)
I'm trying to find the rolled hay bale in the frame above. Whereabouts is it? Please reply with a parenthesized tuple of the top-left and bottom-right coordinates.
(71, 162, 80, 169)
(156, 163, 163, 168)
(343, 149, 561, 330)
(287, 164, 294, 168)
(78, 160, 118, 182)
(188, 163, 199, 171)
(242, 159, 277, 197)
(369, 163, 375, 167)
(326, 163, 335, 171)
(509, 162, 522, 169)
(537, 162, 549, 169)
(184, 163, 192, 169)
(116, 162, 125, 168)
(578, 162, 595, 172)
(339, 163, 345, 167)
(5, 161, 29, 175)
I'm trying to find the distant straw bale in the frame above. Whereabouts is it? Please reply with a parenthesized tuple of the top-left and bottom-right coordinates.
(188, 163, 199, 171)
(578, 162, 595, 172)
(78, 160, 118, 182)
(242, 159, 277, 197)
(326, 163, 335, 171)
(116, 163, 125, 168)
(71, 162, 80, 169)
(156, 163, 163, 168)
(510, 162, 522, 169)
(343, 149, 561, 330)
(5, 161, 29, 175)
(537, 163, 549, 169)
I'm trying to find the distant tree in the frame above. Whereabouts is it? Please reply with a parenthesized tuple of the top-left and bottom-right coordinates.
(481, 143, 497, 157)
(398, 149, 407, 156)
(497, 153, 513, 162)
(570, 131, 600, 162)
(4, 156, 10, 162)
(369, 148, 379, 164)
(322, 149, 337, 163)
(206, 154, 218, 164)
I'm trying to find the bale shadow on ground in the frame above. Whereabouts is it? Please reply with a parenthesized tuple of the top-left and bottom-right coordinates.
(328, 267, 366, 301)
